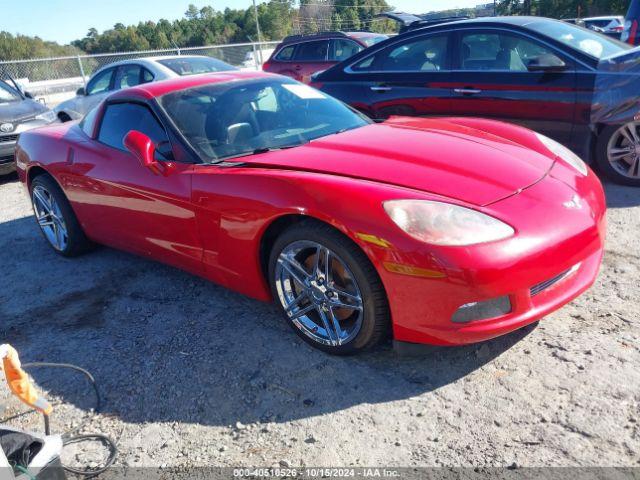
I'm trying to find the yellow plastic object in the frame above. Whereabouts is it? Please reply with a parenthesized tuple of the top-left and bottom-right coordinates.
(0, 344, 52, 415)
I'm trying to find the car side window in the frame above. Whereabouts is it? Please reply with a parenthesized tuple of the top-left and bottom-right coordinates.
(379, 35, 449, 72)
(329, 39, 363, 62)
(86, 68, 114, 96)
(114, 64, 143, 90)
(98, 102, 169, 152)
(351, 35, 449, 72)
(275, 45, 296, 61)
(460, 32, 556, 72)
(294, 40, 329, 62)
(142, 68, 154, 83)
(79, 107, 100, 137)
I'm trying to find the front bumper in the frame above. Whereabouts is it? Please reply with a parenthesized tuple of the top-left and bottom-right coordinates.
(371, 164, 606, 346)
(0, 119, 57, 175)
(0, 140, 17, 175)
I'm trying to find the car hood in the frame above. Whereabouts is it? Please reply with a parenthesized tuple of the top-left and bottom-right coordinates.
(242, 117, 555, 206)
(0, 98, 48, 123)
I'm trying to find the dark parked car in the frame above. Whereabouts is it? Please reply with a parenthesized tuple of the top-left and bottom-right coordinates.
(262, 31, 388, 83)
(312, 16, 640, 185)
(0, 78, 56, 176)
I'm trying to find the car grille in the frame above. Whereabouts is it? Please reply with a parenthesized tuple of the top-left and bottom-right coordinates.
(530, 264, 580, 297)
(0, 154, 14, 165)
(0, 134, 19, 143)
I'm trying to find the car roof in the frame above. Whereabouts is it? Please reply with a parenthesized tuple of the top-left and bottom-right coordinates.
(392, 15, 572, 36)
(280, 31, 383, 45)
(347, 31, 387, 38)
(109, 70, 276, 100)
(143, 54, 215, 61)
(91, 55, 231, 78)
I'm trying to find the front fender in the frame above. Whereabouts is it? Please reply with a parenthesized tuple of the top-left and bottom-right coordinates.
(191, 166, 433, 301)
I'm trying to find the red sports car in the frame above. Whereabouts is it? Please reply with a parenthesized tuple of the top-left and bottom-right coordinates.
(16, 71, 606, 355)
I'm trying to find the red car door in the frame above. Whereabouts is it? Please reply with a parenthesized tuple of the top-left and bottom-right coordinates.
(66, 101, 203, 273)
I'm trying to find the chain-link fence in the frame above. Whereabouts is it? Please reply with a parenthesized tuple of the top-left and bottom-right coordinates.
(0, 41, 279, 106)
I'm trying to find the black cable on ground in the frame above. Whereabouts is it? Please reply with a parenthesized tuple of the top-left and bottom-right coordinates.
(14, 362, 118, 477)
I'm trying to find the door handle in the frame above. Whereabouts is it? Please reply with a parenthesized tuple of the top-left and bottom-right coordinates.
(370, 86, 392, 92)
(294, 65, 302, 70)
(454, 88, 482, 95)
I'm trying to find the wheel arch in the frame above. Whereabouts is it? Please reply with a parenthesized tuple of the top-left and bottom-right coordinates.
(26, 165, 52, 190)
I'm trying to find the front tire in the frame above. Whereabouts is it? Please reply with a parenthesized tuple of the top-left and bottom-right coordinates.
(30, 174, 92, 257)
(268, 220, 390, 355)
(596, 123, 640, 186)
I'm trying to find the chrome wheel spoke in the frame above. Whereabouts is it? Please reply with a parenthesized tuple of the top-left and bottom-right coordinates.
(284, 291, 308, 314)
(626, 124, 640, 144)
(318, 307, 340, 346)
(289, 303, 315, 320)
(278, 255, 311, 287)
(32, 187, 51, 212)
(609, 148, 632, 161)
(329, 286, 362, 308)
(328, 298, 363, 311)
(628, 156, 640, 177)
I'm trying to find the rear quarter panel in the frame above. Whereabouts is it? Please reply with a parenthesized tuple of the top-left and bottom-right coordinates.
(16, 123, 80, 188)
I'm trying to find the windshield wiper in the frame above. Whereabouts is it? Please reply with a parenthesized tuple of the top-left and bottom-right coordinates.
(209, 143, 305, 164)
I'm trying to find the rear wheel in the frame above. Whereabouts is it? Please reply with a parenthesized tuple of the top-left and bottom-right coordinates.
(596, 122, 640, 186)
(268, 221, 389, 355)
(30, 175, 92, 257)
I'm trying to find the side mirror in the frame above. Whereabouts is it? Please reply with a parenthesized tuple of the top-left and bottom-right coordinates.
(123, 130, 161, 174)
(24, 91, 34, 99)
(76, 87, 86, 96)
(526, 54, 567, 72)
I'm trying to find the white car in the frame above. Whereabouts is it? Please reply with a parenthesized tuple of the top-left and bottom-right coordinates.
(55, 55, 236, 121)
(582, 16, 624, 37)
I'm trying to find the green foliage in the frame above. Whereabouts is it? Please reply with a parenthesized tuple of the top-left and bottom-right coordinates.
(71, 0, 394, 54)
(0, 31, 81, 61)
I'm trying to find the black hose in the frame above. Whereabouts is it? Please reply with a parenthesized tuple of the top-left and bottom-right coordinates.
(13, 361, 118, 477)
(22, 362, 101, 414)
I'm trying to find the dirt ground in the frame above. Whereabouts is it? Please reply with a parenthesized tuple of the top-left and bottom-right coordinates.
(0, 172, 638, 469)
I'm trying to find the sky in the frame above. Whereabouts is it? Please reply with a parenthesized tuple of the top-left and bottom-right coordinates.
(0, 0, 482, 45)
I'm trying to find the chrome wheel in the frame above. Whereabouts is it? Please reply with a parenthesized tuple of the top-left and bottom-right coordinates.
(274, 240, 364, 347)
(607, 122, 640, 179)
(32, 184, 68, 251)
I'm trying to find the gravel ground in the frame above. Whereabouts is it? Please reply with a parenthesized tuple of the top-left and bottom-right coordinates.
(0, 172, 638, 470)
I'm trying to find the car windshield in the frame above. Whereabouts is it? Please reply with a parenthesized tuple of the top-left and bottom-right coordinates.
(0, 80, 21, 104)
(159, 78, 370, 162)
(529, 20, 631, 59)
(157, 57, 236, 76)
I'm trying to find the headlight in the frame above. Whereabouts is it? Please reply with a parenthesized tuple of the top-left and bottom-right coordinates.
(34, 110, 57, 124)
(383, 199, 515, 246)
(535, 132, 587, 176)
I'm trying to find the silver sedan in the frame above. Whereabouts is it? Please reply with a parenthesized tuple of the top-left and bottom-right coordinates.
(54, 55, 236, 121)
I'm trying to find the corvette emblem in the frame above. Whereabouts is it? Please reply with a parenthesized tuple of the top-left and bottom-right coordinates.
(563, 194, 582, 210)
(0, 123, 14, 133)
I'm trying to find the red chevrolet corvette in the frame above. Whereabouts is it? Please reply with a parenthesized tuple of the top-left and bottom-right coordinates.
(16, 71, 606, 355)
